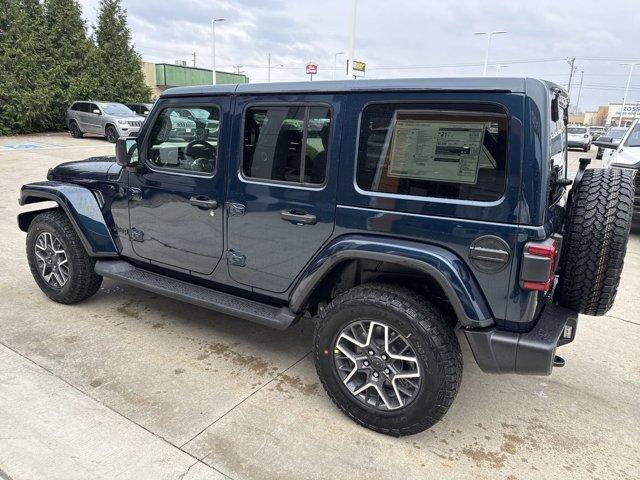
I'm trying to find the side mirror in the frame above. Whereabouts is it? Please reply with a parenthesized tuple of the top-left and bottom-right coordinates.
(594, 137, 617, 149)
(92, 109, 101, 115)
(115, 138, 139, 167)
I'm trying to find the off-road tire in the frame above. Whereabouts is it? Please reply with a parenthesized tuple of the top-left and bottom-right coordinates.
(105, 125, 119, 143)
(556, 168, 635, 315)
(313, 283, 462, 436)
(69, 120, 83, 138)
(26, 210, 102, 304)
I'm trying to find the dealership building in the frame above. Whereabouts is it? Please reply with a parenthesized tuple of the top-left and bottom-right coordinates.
(142, 62, 249, 98)
(575, 103, 640, 127)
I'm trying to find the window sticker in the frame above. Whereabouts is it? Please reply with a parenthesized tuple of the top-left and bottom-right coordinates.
(383, 116, 487, 185)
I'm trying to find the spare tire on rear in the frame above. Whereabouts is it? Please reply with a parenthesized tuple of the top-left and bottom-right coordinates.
(556, 168, 635, 316)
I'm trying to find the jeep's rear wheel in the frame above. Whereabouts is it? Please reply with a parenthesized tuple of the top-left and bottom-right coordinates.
(26, 210, 103, 304)
(69, 121, 83, 138)
(105, 125, 119, 143)
(556, 168, 635, 315)
(313, 283, 462, 436)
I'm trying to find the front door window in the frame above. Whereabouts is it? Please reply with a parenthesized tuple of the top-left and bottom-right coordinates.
(147, 106, 220, 175)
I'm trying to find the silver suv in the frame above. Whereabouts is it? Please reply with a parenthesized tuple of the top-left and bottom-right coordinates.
(66, 101, 146, 143)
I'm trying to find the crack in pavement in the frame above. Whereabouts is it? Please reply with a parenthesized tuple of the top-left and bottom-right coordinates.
(0, 340, 231, 480)
(181, 351, 312, 461)
(605, 313, 640, 326)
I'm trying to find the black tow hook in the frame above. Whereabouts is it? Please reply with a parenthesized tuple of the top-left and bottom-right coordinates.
(553, 355, 566, 368)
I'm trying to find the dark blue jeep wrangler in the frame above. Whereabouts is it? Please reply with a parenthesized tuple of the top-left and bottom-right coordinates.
(18, 78, 635, 436)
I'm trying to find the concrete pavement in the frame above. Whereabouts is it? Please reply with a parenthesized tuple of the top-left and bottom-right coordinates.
(0, 133, 638, 479)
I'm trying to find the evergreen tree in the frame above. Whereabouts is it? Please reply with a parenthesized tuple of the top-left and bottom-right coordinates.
(43, 0, 93, 129)
(0, 0, 53, 134)
(92, 0, 151, 103)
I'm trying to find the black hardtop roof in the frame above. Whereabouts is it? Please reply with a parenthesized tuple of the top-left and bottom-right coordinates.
(161, 77, 565, 98)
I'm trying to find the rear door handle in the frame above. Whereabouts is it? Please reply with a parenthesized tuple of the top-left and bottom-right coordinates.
(281, 209, 317, 225)
(190, 196, 218, 209)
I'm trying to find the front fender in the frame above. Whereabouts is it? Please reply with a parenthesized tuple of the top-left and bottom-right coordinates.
(18, 181, 118, 257)
(289, 235, 493, 328)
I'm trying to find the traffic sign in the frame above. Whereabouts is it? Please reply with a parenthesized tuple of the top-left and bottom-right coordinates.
(306, 63, 318, 75)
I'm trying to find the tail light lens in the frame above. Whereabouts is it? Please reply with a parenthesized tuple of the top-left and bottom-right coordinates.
(520, 237, 561, 292)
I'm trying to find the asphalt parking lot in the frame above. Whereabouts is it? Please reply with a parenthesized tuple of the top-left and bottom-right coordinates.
(0, 133, 638, 480)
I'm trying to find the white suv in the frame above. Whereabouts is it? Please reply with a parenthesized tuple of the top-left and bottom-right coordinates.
(567, 124, 591, 152)
(66, 101, 146, 143)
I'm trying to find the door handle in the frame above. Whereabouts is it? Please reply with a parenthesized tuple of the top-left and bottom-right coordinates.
(281, 209, 317, 225)
(189, 196, 218, 209)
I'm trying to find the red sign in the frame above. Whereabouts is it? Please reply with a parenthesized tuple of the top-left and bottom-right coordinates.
(306, 63, 318, 75)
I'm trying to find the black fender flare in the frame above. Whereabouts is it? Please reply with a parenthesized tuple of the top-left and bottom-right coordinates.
(289, 235, 494, 328)
(18, 181, 118, 257)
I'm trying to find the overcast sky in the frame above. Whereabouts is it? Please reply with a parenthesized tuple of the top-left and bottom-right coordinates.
(79, 0, 640, 111)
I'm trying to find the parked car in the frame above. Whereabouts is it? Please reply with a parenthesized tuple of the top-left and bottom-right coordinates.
(596, 119, 640, 221)
(19, 78, 635, 436)
(596, 126, 628, 160)
(566, 124, 591, 151)
(589, 125, 606, 140)
(66, 101, 146, 143)
(126, 102, 154, 116)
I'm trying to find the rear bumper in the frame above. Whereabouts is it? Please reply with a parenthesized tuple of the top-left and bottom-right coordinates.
(464, 302, 577, 375)
(567, 139, 590, 147)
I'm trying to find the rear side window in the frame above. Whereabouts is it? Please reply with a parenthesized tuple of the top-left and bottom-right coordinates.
(71, 102, 88, 112)
(356, 103, 508, 201)
(242, 105, 331, 185)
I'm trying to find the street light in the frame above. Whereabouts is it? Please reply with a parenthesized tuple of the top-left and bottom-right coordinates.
(267, 53, 283, 83)
(211, 17, 225, 85)
(474, 31, 507, 76)
(619, 62, 638, 126)
(333, 52, 345, 80)
(491, 64, 507, 76)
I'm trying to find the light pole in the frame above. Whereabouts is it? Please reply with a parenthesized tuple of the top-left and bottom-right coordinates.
(211, 17, 225, 85)
(267, 53, 283, 83)
(619, 62, 638, 126)
(333, 52, 345, 80)
(474, 31, 507, 76)
(491, 64, 507, 76)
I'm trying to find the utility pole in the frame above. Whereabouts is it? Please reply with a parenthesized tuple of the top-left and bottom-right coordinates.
(267, 53, 271, 83)
(346, 0, 358, 79)
(233, 64, 244, 75)
(566, 57, 576, 94)
(192, 52, 197, 67)
(574, 70, 584, 114)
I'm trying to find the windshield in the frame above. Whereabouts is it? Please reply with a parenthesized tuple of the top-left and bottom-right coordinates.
(606, 127, 627, 140)
(99, 103, 135, 115)
(624, 123, 640, 147)
(567, 126, 587, 134)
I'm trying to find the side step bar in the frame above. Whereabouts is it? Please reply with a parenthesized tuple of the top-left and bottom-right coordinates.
(95, 260, 298, 330)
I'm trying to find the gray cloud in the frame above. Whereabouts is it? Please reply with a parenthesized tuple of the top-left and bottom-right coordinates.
(79, 0, 640, 110)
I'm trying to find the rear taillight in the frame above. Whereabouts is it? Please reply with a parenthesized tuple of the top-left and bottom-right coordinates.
(520, 237, 561, 292)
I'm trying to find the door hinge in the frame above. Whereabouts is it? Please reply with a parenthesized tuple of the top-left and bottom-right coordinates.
(227, 202, 245, 217)
(129, 228, 144, 242)
(128, 187, 142, 201)
(227, 250, 246, 267)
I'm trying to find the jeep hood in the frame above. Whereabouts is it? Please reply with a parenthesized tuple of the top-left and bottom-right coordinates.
(47, 156, 121, 182)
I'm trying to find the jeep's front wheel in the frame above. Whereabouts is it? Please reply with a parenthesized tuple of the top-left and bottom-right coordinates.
(313, 283, 462, 436)
(26, 210, 103, 304)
